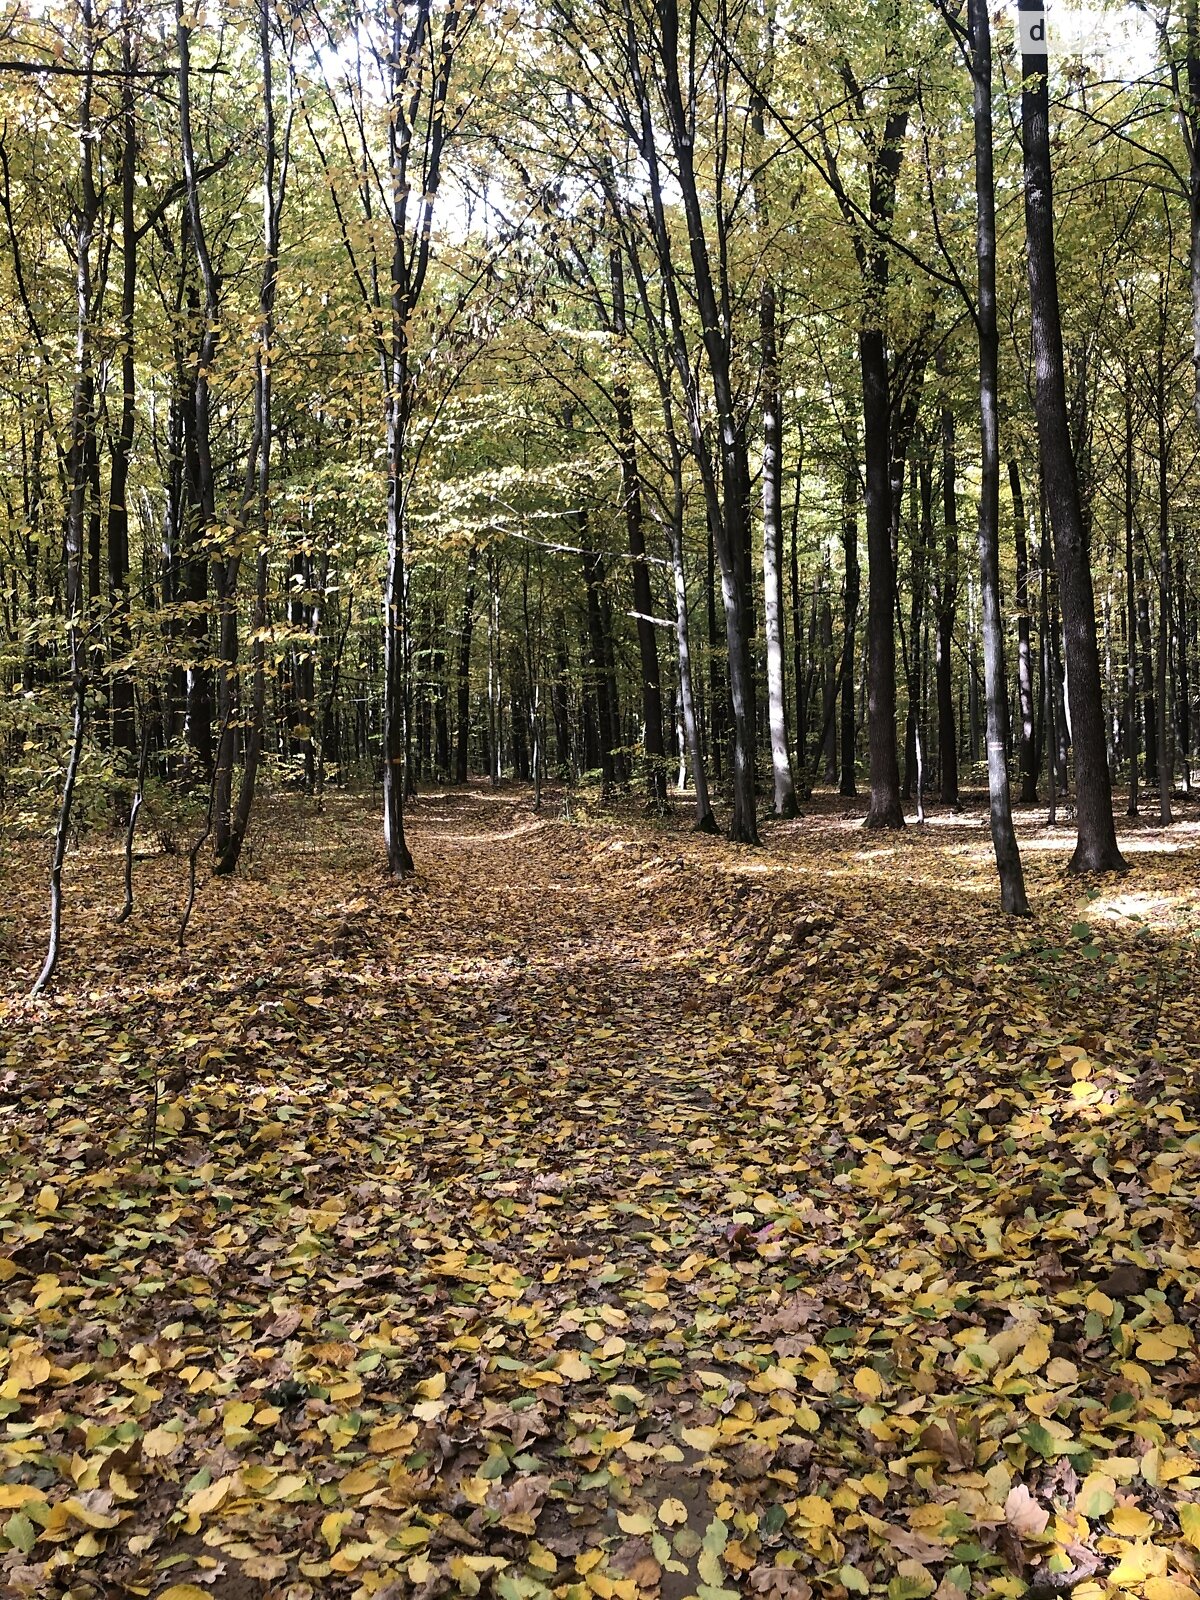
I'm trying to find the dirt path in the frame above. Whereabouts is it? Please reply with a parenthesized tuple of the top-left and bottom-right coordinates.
(2, 789, 1200, 1600)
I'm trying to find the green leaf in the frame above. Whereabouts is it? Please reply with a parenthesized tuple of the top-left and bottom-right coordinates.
(3, 1512, 36, 1554)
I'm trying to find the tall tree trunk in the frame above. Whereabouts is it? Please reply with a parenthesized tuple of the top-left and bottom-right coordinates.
(580, 515, 616, 798)
(1020, 2, 1124, 871)
(1176, 544, 1190, 791)
(1136, 548, 1157, 784)
(761, 280, 797, 816)
(840, 468, 861, 797)
(33, 14, 96, 994)
(861, 326, 904, 826)
(1156, 425, 1174, 824)
(610, 243, 666, 807)
(666, 478, 716, 832)
(937, 411, 961, 806)
(106, 0, 137, 759)
(705, 514, 724, 782)
(1009, 460, 1038, 801)
(552, 611, 571, 775)
(219, 0, 289, 874)
(971, 0, 1029, 912)
(454, 542, 477, 783)
(1123, 385, 1139, 816)
(821, 591, 837, 785)
(634, 16, 758, 841)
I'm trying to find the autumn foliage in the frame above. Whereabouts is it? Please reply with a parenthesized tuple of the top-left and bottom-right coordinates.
(3, 790, 1200, 1600)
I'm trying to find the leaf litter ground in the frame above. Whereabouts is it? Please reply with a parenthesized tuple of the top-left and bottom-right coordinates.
(2, 789, 1200, 1600)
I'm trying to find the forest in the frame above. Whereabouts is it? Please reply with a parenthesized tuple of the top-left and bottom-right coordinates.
(3, 0, 1200, 1597)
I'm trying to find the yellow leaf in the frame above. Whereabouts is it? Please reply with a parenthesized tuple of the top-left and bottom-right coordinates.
(142, 1426, 181, 1459)
(184, 1475, 233, 1518)
(155, 1587, 213, 1600)
(0, 1485, 42, 1509)
(1144, 1579, 1196, 1600)
(7, 1349, 51, 1391)
(63, 1495, 120, 1529)
(659, 1497, 688, 1526)
(1179, 1503, 1200, 1550)
(1135, 1333, 1176, 1363)
(617, 1511, 654, 1535)
(529, 1540, 557, 1573)
(369, 1422, 418, 1454)
(1046, 1358, 1078, 1385)
(1109, 1504, 1155, 1538)
(1019, 1335, 1050, 1372)
(557, 1350, 590, 1381)
(321, 1510, 352, 1551)
(35, 1186, 58, 1214)
(854, 1366, 883, 1399)
(681, 1426, 720, 1452)
(795, 1494, 835, 1529)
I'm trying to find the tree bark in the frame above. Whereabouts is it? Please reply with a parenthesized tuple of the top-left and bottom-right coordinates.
(609, 243, 666, 807)
(1122, 384, 1139, 815)
(1020, 3, 1124, 871)
(840, 467, 861, 797)
(971, 0, 1030, 912)
(761, 280, 797, 816)
(936, 411, 961, 807)
(1009, 460, 1038, 801)
(454, 542, 478, 782)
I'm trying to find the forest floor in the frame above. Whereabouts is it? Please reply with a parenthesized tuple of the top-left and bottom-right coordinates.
(2, 786, 1200, 1600)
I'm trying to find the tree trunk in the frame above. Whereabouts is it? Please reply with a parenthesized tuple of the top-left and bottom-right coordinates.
(971, 0, 1029, 912)
(937, 411, 961, 806)
(840, 468, 861, 797)
(106, 0, 137, 760)
(1122, 384, 1139, 816)
(1156, 435, 1174, 824)
(454, 542, 477, 782)
(1009, 460, 1038, 801)
(1020, 5, 1124, 871)
(610, 243, 666, 807)
(761, 280, 797, 817)
(861, 327, 904, 826)
(666, 479, 716, 832)
(580, 515, 616, 798)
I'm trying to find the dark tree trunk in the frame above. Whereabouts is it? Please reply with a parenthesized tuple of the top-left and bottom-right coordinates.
(821, 593, 837, 785)
(454, 542, 477, 783)
(1020, 5, 1124, 871)
(1123, 386, 1139, 816)
(1156, 424, 1173, 824)
(1136, 549, 1157, 784)
(937, 411, 961, 807)
(861, 326, 904, 827)
(1009, 460, 1038, 802)
(552, 611, 571, 775)
(580, 514, 616, 798)
(106, 0, 137, 758)
(705, 514, 724, 782)
(610, 244, 666, 806)
(840, 468, 861, 797)
(1176, 545, 1190, 790)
